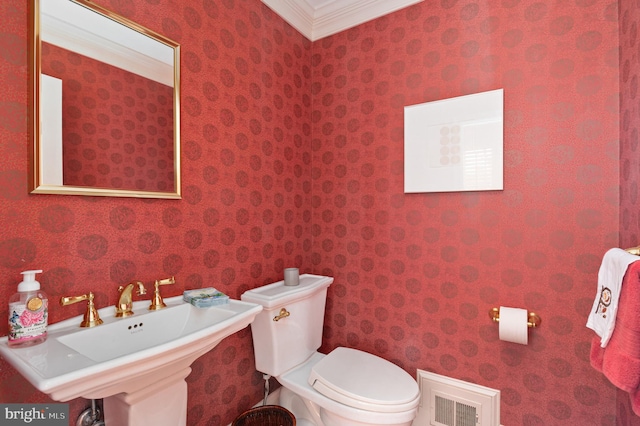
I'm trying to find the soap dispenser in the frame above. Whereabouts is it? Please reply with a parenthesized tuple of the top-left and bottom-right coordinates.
(8, 270, 48, 348)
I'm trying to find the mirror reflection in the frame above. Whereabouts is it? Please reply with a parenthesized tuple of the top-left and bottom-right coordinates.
(31, 0, 181, 198)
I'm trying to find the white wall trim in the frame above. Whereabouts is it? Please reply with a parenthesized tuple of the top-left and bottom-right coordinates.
(263, 0, 316, 40)
(263, 0, 424, 41)
(40, 75, 63, 186)
(41, 0, 174, 86)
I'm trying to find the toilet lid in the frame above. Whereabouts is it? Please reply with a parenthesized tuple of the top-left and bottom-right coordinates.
(308, 347, 420, 413)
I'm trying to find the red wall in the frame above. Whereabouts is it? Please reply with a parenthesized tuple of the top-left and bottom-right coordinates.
(0, 0, 628, 425)
(620, 0, 640, 250)
(0, 0, 311, 423)
(311, 2, 619, 425)
(619, 0, 640, 423)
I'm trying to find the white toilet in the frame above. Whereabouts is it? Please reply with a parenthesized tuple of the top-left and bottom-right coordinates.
(241, 274, 420, 426)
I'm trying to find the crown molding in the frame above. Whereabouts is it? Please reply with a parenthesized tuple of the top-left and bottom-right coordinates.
(263, 0, 424, 41)
(42, 14, 173, 87)
(40, 0, 174, 86)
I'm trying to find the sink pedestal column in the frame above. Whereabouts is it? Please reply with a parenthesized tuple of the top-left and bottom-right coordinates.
(103, 367, 191, 426)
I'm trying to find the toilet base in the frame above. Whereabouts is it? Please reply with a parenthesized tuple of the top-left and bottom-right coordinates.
(278, 385, 415, 426)
(275, 352, 418, 426)
(279, 386, 322, 425)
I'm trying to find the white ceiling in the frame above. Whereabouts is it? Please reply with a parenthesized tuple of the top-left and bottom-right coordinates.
(262, 0, 424, 41)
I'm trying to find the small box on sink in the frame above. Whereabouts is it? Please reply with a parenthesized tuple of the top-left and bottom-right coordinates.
(183, 288, 229, 308)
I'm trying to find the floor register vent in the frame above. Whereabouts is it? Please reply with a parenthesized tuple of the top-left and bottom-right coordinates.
(413, 370, 500, 426)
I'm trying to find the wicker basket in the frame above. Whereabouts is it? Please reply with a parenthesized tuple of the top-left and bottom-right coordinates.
(232, 405, 296, 426)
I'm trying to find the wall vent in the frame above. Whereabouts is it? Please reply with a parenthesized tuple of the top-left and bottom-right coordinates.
(413, 370, 500, 426)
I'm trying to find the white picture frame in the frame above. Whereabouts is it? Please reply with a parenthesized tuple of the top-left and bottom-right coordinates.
(404, 89, 504, 193)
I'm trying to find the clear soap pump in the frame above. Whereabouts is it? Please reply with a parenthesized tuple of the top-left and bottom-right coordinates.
(8, 270, 48, 348)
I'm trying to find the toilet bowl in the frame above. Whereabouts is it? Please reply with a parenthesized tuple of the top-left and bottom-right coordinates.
(241, 274, 420, 426)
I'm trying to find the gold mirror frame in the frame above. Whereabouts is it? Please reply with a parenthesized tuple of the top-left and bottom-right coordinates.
(29, 0, 181, 199)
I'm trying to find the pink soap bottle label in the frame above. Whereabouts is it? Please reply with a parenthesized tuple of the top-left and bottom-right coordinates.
(8, 298, 48, 343)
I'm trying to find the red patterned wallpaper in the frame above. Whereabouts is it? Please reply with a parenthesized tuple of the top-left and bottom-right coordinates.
(620, 0, 640, 248)
(0, 0, 311, 423)
(0, 0, 631, 425)
(619, 0, 640, 424)
(311, 2, 620, 426)
(41, 42, 175, 192)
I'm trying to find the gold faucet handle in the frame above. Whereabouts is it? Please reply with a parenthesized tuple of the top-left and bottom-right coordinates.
(60, 292, 103, 328)
(118, 281, 146, 296)
(135, 280, 147, 295)
(149, 276, 175, 311)
(156, 276, 175, 287)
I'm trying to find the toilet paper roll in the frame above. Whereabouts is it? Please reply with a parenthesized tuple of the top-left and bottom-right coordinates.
(498, 306, 528, 345)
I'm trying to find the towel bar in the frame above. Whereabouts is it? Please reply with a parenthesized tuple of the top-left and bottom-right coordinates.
(625, 246, 640, 255)
(489, 308, 541, 328)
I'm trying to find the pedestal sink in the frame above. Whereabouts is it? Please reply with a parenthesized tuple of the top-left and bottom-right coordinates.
(0, 296, 262, 425)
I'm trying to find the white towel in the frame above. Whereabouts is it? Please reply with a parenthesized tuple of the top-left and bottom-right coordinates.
(587, 248, 639, 347)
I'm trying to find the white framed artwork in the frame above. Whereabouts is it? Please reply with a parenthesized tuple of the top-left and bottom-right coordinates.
(404, 89, 504, 193)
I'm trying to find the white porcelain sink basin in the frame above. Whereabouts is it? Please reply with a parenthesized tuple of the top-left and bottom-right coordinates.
(0, 295, 262, 425)
(57, 302, 234, 363)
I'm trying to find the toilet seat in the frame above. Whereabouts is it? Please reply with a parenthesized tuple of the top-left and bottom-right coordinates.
(278, 351, 420, 425)
(308, 347, 420, 413)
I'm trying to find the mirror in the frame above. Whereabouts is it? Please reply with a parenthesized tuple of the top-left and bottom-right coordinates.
(30, 0, 181, 198)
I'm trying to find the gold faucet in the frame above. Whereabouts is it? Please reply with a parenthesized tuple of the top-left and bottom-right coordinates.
(149, 276, 175, 311)
(60, 291, 103, 327)
(115, 281, 146, 317)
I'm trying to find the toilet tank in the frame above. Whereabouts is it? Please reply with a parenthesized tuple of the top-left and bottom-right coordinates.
(241, 274, 333, 377)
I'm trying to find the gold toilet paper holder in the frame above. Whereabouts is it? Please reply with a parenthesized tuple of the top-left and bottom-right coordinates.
(489, 308, 541, 328)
